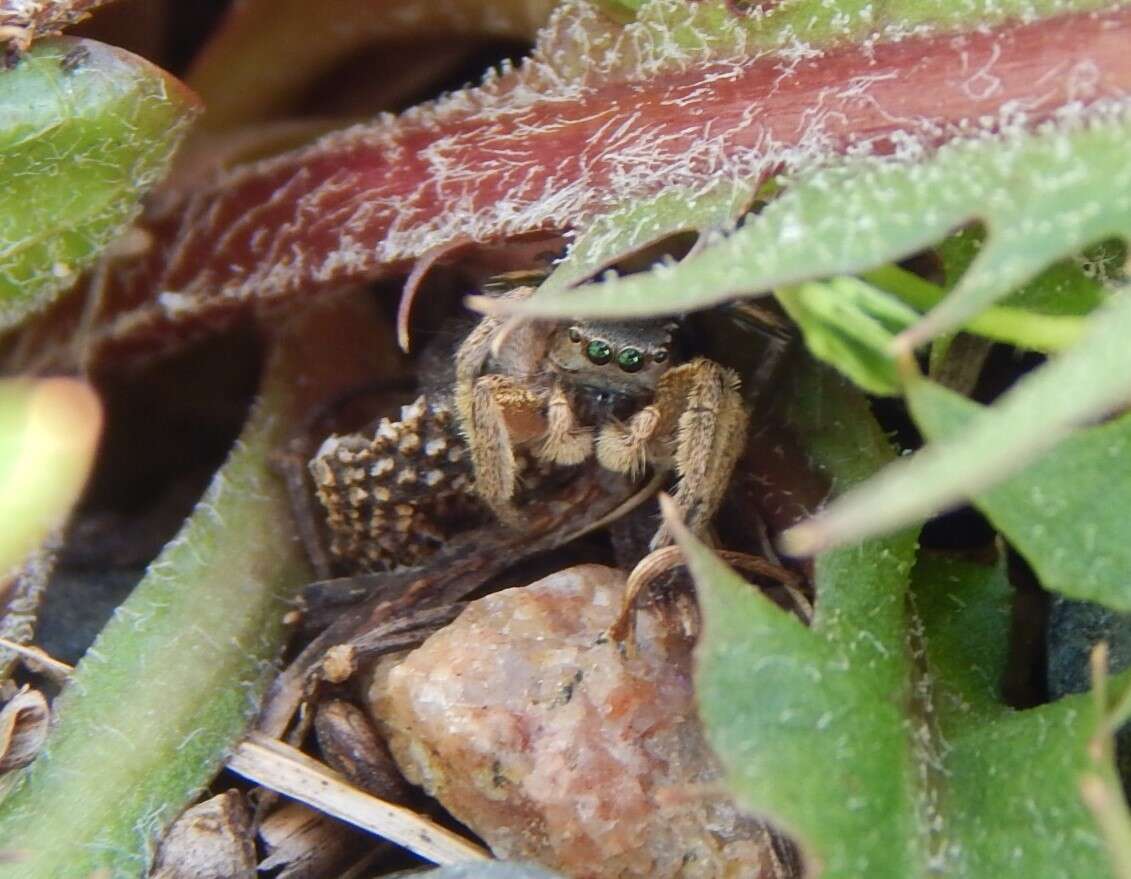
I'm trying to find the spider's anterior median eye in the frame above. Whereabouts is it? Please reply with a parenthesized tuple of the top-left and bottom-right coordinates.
(617, 347, 644, 373)
(586, 339, 612, 365)
(568, 327, 582, 343)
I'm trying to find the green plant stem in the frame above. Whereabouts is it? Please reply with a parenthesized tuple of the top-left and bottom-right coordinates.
(1109, 678, 1131, 734)
(0, 326, 316, 876)
(862, 265, 1086, 353)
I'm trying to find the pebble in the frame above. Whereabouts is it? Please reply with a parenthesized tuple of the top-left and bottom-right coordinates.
(368, 565, 791, 879)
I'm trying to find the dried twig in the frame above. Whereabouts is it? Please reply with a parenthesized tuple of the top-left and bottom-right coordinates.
(0, 0, 117, 51)
(607, 537, 810, 644)
(0, 544, 57, 684)
(0, 638, 72, 683)
(227, 734, 489, 865)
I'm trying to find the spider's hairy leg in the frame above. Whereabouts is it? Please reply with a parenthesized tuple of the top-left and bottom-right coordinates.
(467, 374, 547, 526)
(453, 316, 506, 427)
(452, 286, 538, 426)
(649, 358, 749, 549)
(451, 286, 546, 527)
(537, 382, 593, 466)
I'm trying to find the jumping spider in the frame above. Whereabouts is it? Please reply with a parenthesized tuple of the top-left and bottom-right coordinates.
(309, 278, 750, 571)
(455, 284, 749, 549)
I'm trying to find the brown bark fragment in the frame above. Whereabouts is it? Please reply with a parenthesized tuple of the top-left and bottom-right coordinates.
(149, 790, 256, 879)
(314, 699, 414, 804)
(257, 802, 358, 879)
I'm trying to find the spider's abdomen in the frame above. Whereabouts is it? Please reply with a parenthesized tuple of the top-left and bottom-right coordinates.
(309, 397, 482, 571)
(309, 395, 554, 572)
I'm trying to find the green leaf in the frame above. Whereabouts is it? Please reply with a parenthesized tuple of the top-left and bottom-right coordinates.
(605, 0, 1122, 60)
(682, 363, 1109, 878)
(937, 227, 1115, 317)
(0, 37, 199, 330)
(910, 380, 1131, 611)
(781, 289, 1131, 556)
(863, 264, 1088, 353)
(0, 334, 311, 877)
(0, 378, 100, 574)
(910, 555, 1106, 877)
(497, 113, 1131, 352)
(683, 362, 920, 876)
(775, 276, 918, 396)
(536, 180, 753, 298)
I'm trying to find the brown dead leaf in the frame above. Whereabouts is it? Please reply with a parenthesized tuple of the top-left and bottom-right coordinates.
(188, 0, 557, 129)
(0, 687, 48, 773)
(0, 0, 115, 50)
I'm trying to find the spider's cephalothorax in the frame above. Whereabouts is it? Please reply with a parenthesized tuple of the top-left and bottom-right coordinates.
(545, 318, 677, 419)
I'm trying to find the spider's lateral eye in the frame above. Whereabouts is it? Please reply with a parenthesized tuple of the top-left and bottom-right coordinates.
(617, 347, 644, 373)
(653, 349, 668, 364)
(586, 339, 612, 365)
(568, 327, 582, 343)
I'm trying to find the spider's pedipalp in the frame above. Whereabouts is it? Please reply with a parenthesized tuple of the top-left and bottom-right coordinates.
(536, 382, 593, 466)
(595, 405, 660, 479)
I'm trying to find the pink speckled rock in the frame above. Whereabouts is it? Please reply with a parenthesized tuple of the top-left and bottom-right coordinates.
(367, 564, 792, 879)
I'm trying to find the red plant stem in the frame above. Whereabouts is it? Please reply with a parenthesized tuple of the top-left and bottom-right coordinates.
(57, 6, 1131, 364)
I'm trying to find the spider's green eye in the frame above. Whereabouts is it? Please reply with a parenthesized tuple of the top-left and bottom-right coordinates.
(586, 339, 612, 365)
(568, 327, 582, 343)
(617, 347, 644, 373)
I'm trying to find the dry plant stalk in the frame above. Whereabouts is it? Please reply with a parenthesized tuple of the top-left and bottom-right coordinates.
(149, 791, 256, 879)
(226, 734, 490, 865)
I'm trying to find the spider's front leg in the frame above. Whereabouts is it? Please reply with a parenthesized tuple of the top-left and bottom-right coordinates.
(656, 358, 749, 548)
(597, 358, 749, 549)
(452, 292, 549, 527)
(464, 374, 548, 527)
